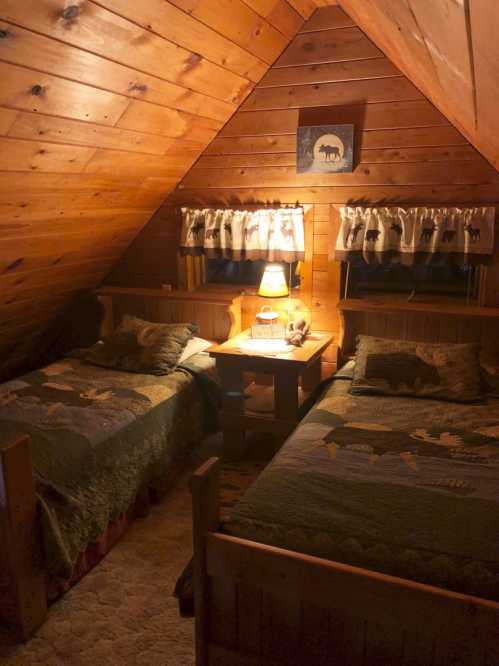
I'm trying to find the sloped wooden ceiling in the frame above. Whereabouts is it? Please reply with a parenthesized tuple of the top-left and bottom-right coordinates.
(318, 0, 499, 170)
(110, 3, 498, 304)
(2, 0, 498, 379)
(0, 0, 315, 377)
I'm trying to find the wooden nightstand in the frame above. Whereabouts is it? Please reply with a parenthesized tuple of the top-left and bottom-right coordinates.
(210, 329, 335, 458)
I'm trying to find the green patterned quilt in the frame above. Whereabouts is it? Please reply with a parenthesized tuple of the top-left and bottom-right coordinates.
(0, 354, 218, 578)
(226, 367, 499, 600)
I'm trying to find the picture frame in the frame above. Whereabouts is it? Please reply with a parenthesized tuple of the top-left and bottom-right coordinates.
(296, 124, 354, 174)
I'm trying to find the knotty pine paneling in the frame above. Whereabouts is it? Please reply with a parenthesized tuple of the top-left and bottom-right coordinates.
(167, 0, 290, 64)
(243, 1, 303, 39)
(106, 205, 180, 289)
(5, 111, 186, 155)
(331, 0, 499, 170)
(241, 76, 424, 110)
(0, 0, 307, 379)
(218, 101, 450, 136)
(275, 25, 382, 65)
(196, 145, 479, 169)
(90, 0, 269, 80)
(0, 19, 235, 122)
(117, 5, 499, 361)
(302, 4, 353, 31)
(204, 126, 469, 156)
(259, 56, 400, 87)
(287, 0, 318, 20)
(1, 1, 249, 103)
(181, 162, 499, 188)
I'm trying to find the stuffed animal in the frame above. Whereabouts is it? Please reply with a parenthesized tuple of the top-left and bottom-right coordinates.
(285, 318, 310, 346)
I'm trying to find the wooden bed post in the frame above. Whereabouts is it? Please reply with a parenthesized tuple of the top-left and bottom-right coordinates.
(336, 305, 348, 367)
(190, 457, 220, 666)
(96, 293, 114, 337)
(0, 436, 47, 641)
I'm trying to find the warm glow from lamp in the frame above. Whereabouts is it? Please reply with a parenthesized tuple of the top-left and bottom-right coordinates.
(258, 264, 289, 298)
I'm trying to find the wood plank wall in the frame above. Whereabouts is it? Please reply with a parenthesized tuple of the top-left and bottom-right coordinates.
(110, 4, 499, 364)
(336, 0, 499, 171)
(0, 0, 311, 380)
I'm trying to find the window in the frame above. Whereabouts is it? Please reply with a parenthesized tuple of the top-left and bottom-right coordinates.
(344, 259, 480, 303)
(206, 258, 300, 288)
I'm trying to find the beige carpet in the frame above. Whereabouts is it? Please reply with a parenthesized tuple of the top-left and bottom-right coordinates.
(0, 433, 274, 666)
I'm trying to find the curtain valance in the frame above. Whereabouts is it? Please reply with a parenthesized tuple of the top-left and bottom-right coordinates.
(180, 207, 305, 262)
(335, 206, 495, 265)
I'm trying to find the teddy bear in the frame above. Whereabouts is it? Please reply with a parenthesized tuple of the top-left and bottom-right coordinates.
(285, 317, 310, 346)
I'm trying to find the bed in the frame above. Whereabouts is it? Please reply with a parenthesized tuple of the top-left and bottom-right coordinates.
(190, 302, 499, 666)
(0, 286, 241, 641)
(226, 365, 499, 602)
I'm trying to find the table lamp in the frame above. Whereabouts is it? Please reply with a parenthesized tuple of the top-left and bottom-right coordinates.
(257, 263, 289, 323)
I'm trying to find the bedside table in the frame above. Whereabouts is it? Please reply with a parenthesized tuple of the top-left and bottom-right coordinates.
(210, 329, 335, 458)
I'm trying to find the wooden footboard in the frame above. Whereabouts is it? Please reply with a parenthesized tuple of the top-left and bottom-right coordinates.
(191, 458, 499, 666)
(0, 435, 47, 641)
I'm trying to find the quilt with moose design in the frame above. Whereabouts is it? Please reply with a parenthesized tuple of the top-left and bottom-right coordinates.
(226, 368, 499, 600)
(0, 354, 219, 579)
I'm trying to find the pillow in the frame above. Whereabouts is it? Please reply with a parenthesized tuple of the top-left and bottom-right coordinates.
(481, 363, 499, 398)
(350, 335, 483, 402)
(178, 336, 212, 364)
(334, 359, 356, 380)
(72, 316, 197, 375)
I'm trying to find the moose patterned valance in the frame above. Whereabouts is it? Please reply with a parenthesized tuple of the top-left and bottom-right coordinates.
(335, 206, 496, 265)
(179, 207, 305, 262)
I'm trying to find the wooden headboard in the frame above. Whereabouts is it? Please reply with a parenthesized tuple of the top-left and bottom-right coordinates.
(338, 298, 499, 364)
(95, 287, 241, 342)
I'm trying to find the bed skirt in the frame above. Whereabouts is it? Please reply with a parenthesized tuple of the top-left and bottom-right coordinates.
(47, 464, 183, 603)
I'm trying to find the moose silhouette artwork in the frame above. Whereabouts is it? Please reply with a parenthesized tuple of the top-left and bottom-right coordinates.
(420, 224, 437, 241)
(464, 223, 481, 242)
(317, 423, 486, 479)
(189, 221, 205, 238)
(365, 352, 441, 390)
(205, 227, 220, 240)
(223, 222, 232, 237)
(365, 229, 381, 242)
(319, 144, 340, 162)
(244, 223, 259, 241)
(390, 222, 402, 236)
(348, 223, 364, 244)
(442, 229, 456, 243)
(280, 223, 294, 241)
(297, 125, 353, 173)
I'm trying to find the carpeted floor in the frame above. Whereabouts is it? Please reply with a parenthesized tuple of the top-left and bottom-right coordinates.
(0, 432, 274, 666)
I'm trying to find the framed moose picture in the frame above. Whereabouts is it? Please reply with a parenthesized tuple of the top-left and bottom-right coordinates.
(296, 124, 354, 174)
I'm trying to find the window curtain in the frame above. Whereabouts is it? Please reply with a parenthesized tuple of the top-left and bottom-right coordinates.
(179, 207, 305, 262)
(335, 206, 495, 265)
